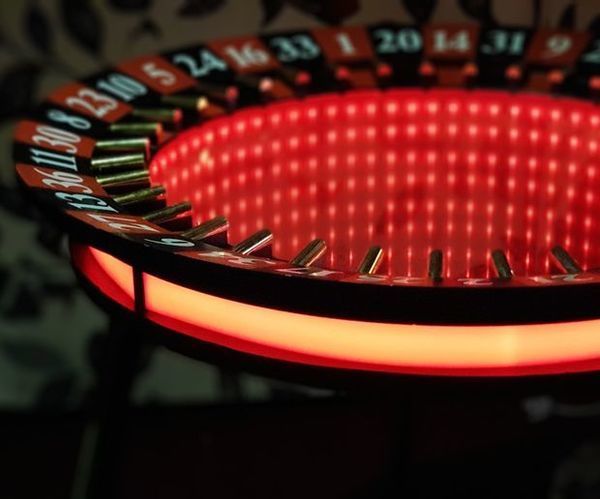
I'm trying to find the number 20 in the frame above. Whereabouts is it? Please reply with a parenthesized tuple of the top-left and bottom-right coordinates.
(374, 28, 422, 54)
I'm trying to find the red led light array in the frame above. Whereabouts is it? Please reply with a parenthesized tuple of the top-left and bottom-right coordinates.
(150, 89, 600, 278)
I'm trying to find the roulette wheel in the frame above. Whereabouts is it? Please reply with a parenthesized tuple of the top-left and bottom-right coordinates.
(13, 21, 600, 386)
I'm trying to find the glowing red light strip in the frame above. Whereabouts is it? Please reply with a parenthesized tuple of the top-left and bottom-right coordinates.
(79, 245, 600, 377)
(77, 246, 135, 310)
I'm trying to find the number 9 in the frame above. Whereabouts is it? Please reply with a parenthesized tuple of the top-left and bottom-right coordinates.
(545, 35, 572, 57)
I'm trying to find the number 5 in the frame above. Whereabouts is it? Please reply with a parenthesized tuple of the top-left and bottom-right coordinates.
(142, 62, 176, 86)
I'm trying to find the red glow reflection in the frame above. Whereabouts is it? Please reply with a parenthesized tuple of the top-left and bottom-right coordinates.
(73, 243, 600, 377)
(150, 89, 600, 278)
